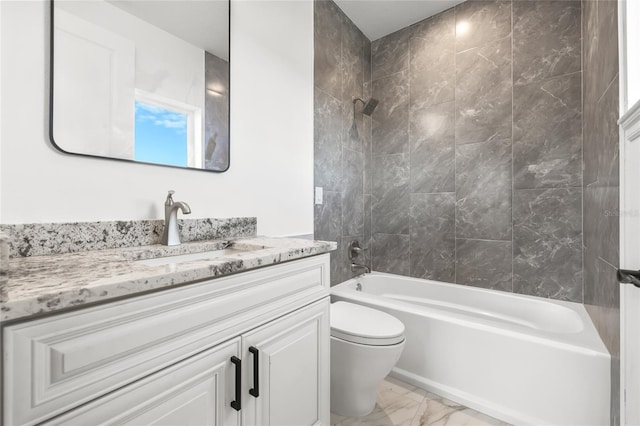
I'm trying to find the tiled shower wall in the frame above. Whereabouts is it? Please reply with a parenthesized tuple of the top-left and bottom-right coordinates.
(582, 0, 620, 423)
(204, 52, 230, 170)
(367, 0, 584, 301)
(314, 0, 372, 285)
(315, 0, 619, 419)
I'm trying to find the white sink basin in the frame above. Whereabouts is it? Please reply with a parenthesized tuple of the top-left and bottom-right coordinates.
(137, 248, 250, 266)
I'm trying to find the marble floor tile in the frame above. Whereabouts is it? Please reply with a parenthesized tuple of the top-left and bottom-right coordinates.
(410, 393, 510, 426)
(331, 377, 510, 426)
(377, 376, 427, 405)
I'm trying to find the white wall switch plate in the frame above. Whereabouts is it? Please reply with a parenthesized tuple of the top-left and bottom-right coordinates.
(315, 187, 323, 205)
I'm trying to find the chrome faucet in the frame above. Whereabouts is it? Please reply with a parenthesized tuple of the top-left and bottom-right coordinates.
(161, 190, 191, 246)
(351, 263, 371, 274)
(349, 240, 370, 274)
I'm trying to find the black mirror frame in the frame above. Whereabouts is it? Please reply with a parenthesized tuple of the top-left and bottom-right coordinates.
(48, 0, 231, 173)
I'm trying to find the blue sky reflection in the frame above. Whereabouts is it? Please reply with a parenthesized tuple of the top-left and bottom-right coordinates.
(134, 102, 188, 167)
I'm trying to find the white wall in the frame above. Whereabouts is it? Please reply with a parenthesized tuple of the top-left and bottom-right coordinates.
(626, 0, 640, 109)
(0, 0, 3, 225)
(0, 0, 314, 237)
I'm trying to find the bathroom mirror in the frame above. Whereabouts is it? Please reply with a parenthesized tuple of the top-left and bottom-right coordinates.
(49, 0, 230, 172)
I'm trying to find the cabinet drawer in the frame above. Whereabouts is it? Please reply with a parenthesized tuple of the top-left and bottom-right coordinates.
(3, 254, 329, 426)
(43, 338, 242, 426)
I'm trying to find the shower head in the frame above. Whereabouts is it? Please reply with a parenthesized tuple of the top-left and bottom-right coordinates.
(362, 98, 379, 115)
(353, 97, 379, 117)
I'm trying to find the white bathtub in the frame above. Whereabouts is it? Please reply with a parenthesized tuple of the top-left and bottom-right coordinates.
(331, 272, 610, 426)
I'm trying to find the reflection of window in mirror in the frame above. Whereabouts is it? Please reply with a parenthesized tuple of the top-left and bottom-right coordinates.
(134, 90, 203, 168)
(135, 102, 188, 167)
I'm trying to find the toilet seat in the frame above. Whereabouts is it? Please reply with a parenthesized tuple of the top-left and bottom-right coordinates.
(330, 301, 405, 346)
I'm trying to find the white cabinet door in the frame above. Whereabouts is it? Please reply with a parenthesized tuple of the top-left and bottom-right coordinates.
(45, 338, 242, 426)
(242, 298, 330, 426)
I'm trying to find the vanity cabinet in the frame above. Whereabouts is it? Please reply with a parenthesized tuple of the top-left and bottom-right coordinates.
(241, 300, 329, 426)
(3, 254, 330, 426)
(45, 338, 243, 425)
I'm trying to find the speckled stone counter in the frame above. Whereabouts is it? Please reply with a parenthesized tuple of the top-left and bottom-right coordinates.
(0, 233, 8, 302)
(1, 236, 336, 322)
(0, 217, 257, 257)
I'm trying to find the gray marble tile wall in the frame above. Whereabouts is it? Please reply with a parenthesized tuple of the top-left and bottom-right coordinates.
(582, 0, 620, 423)
(362, 0, 583, 302)
(315, 0, 620, 419)
(314, 0, 588, 295)
(367, 0, 584, 302)
(314, 0, 371, 285)
(315, 2, 619, 418)
(204, 52, 229, 171)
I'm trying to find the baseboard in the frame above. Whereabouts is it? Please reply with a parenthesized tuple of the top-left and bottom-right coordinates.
(389, 367, 544, 426)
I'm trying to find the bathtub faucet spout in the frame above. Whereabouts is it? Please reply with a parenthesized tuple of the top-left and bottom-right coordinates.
(351, 263, 370, 274)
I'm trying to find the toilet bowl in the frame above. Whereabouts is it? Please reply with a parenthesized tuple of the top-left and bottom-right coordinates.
(330, 301, 405, 417)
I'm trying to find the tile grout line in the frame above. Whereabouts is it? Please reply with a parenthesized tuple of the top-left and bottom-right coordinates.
(360, 138, 365, 269)
(580, 0, 585, 304)
(340, 11, 345, 282)
(510, 0, 515, 294)
(369, 30, 374, 271)
(358, 33, 365, 274)
(407, 25, 412, 278)
(453, 5, 458, 285)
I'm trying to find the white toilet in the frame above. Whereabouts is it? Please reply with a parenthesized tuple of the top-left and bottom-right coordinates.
(330, 301, 406, 417)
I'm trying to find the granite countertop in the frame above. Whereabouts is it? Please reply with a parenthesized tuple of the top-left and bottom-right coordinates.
(0, 236, 336, 322)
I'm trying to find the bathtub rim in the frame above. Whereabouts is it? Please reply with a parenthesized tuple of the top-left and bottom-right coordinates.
(331, 272, 609, 357)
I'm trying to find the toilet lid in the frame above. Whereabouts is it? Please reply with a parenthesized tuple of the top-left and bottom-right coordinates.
(330, 302, 405, 346)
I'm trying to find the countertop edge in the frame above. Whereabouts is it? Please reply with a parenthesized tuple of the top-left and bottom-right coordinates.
(1, 237, 337, 323)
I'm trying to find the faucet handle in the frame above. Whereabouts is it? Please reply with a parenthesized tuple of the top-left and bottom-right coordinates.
(165, 190, 175, 205)
(348, 240, 368, 261)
